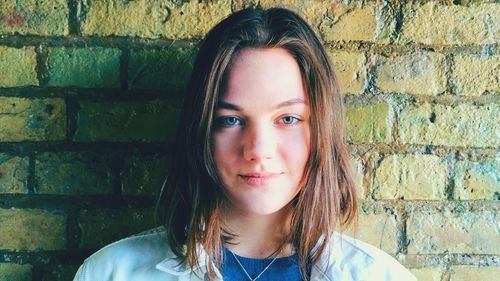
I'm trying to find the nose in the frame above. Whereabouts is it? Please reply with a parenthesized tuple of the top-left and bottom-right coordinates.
(243, 124, 276, 161)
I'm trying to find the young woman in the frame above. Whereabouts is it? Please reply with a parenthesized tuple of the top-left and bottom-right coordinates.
(74, 7, 416, 281)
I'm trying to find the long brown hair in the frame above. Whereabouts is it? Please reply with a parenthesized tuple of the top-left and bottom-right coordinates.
(156, 7, 357, 279)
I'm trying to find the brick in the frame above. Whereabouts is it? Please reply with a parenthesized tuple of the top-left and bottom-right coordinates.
(346, 102, 391, 144)
(42, 264, 79, 281)
(35, 152, 114, 195)
(452, 54, 500, 96)
(128, 46, 196, 91)
(346, 213, 398, 254)
(0, 208, 66, 251)
(0, 97, 66, 142)
(409, 268, 442, 281)
(407, 211, 498, 254)
(373, 154, 448, 200)
(80, 0, 231, 39)
(454, 159, 499, 200)
(0, 46, 38, 87)
(349, 156, 364, 199)
(374, 52, 446, 96)
(400, 2, 499, 45)
(47, 47, 121, 88)
(397, 103, 499, 148)
(78, 208, 156, 249)
(121, 154, 169, 196)
(0, 0, 68, 36)
(0, 154, 28, 194)
(449, 266, 500, 281)
(0, 263, 32, 281)
(328, 51, 366, 95)
(255, 0, 329, 31)
(74, 100, 181, 142)
(320, 3, 395, 42)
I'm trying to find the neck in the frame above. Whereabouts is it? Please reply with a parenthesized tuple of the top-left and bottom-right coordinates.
(222, 205, 293, 259)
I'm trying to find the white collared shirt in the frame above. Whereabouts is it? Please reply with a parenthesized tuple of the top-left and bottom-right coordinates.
(73, 228, 416, 281)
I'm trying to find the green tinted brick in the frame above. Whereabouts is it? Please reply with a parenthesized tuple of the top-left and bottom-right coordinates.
(374, 52, 446, 96)
(42, 264, 79, 281)
(397, 103, 499, 148)
(454, 159, 499, 200)
(128, 47, 196, 91)
(35, 152, 114, 195)
(121, 154, 169, 195)
(0, 208, 66, 251)
(0, 263, 32, 281)
(80, 0, 231, 39)
(0, 0, 68, 36)
(0, 97, 66, 142)
(452, 54, 500, 96)
(47, 47, 121, 88)
(346, 103, 390, 143)
(373, 154, 448, 200)
(400, 2, 499, 45)
(74, 100, 181, 142)
(0, 46, 38, 87)
(78, 208, 156, 249)
(407, 211, 498, 254)
(0, 154, 28, 194)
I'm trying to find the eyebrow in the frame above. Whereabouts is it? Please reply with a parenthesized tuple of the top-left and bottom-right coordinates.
(217, 98, 307, 111)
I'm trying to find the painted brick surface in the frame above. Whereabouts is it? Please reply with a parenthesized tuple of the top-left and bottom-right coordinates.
(0, 263, 31, 281)
(0, 46, 38, 87)
(346, 103, 390, 144)
(121, 154, 169, 195)
(0, 0, 69, 36)
(454, 159, 499, 200)
(452, 54, 500, 96)
(373, 154, 448, 200)
(374, 52, 446, 96)
(80, 0, 232, 39)
(35, 152, 114, 195)
(42, 264, 79, 281)
(328, 51, 366, 95)
(0, 97, 66, 142)
(74, 100, 181, 142)
(449, 266, 500, 281)
(409, 268, 442, 281)
(400, 2, 499, 45)
(128, 47, 196, 91)
(78, 208, 156, 249)
(407, 211, 498, 254)
(0, 154, 28, 194)
(397, 103, 499, 148)
(0, 208, 66, 251)
(346, 213, 398, 254)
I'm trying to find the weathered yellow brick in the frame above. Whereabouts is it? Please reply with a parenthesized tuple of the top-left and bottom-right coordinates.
(80, 0, 232, 39)
(0, 97, 66, 142)
(397, 103, 499, 148)
(452, 54, 500, 96)
(407, 211, 498, 254)
(346, 102, 391, 144)
(349, 156, 365, 199)
(0, 154, 29, 193)
(346, 213, 398, 254)
(0, 46, 38, 87)
(374, 52, 446, 96)
(410, 268, 443, 281)
(454, 159, 499, 200)
(400, 2, 499, 45)
(320, 3, 378, 42)
(0, 263, 32, 281)
(373, 154, 448, 200)
(0, 208, 66, 251)
(449, 266, 500, 281)
(328, 51, 366, 95)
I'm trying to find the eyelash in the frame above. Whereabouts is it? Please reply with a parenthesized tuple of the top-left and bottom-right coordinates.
(214, 115, 301, 128)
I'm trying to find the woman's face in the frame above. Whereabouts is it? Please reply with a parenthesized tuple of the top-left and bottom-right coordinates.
(213, 48, 311, 216)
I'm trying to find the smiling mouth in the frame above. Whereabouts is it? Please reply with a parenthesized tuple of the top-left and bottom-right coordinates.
(239, 173, 282, 186)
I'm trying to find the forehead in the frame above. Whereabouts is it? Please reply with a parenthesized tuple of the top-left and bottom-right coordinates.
(221, 48, 307, 105)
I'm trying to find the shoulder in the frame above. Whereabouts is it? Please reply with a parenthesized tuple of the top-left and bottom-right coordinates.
(316, 233, 416, 281)
(73, 227, 171, 281)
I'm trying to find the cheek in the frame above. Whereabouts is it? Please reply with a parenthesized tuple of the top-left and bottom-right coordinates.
(213, 132, 240, 168)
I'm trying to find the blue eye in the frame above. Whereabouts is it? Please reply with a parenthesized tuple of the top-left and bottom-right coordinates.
(281, 116, 299, 125)
(215, 116, 242, 127)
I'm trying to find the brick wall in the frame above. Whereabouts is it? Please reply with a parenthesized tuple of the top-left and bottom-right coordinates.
(0, 1, 498, 280)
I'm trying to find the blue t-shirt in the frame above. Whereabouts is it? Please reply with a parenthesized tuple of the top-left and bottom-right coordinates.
(222, 248, 303, 281)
